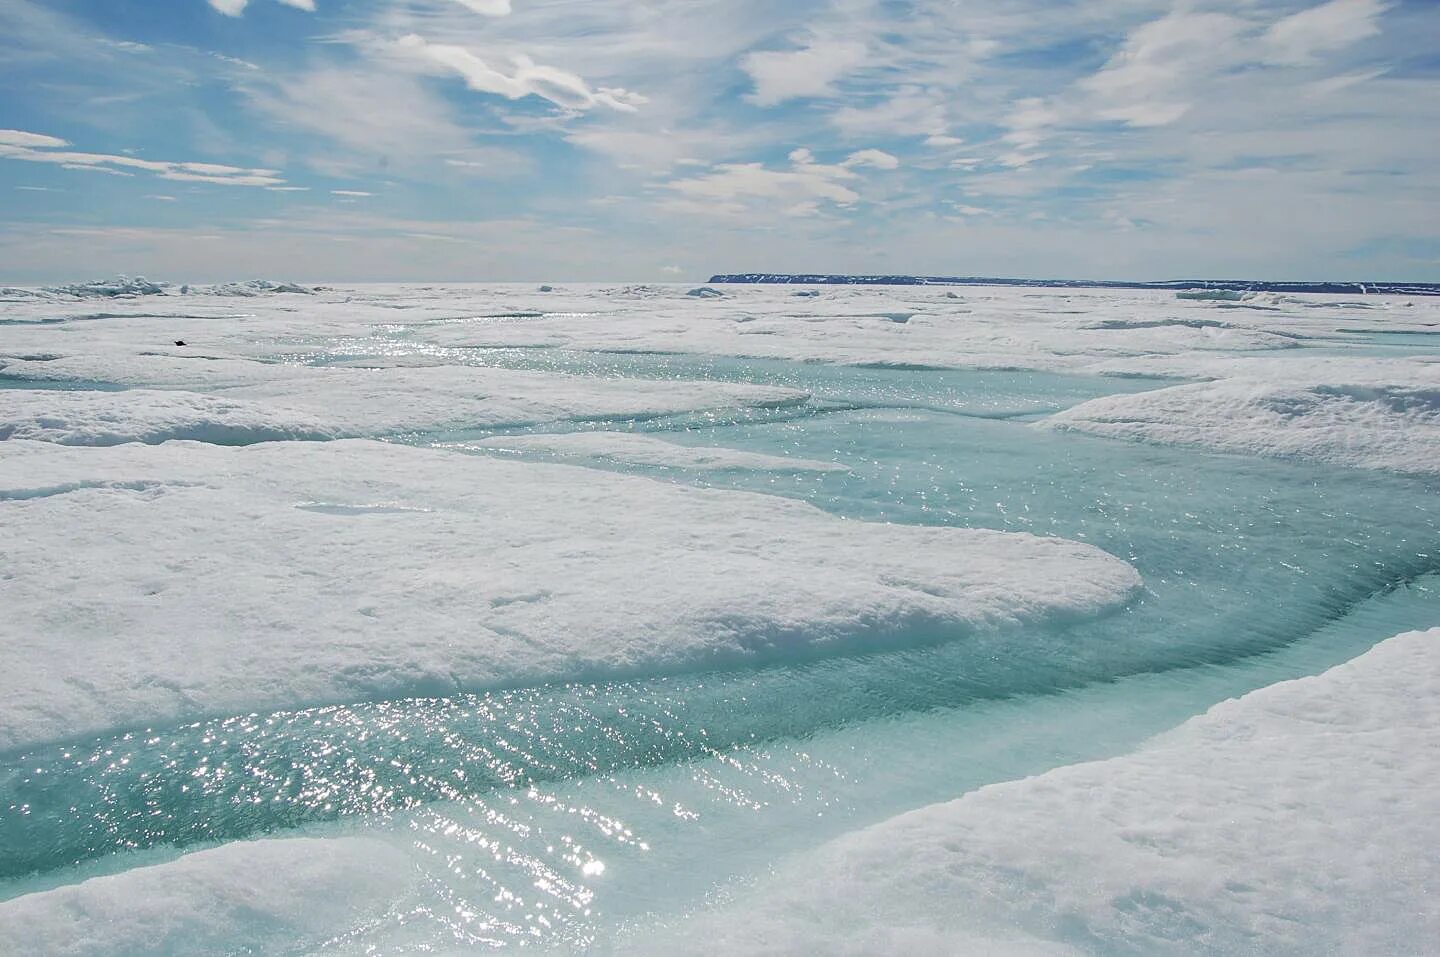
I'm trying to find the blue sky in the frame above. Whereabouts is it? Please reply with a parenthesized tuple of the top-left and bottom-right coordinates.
(1, 0, 1436, 282)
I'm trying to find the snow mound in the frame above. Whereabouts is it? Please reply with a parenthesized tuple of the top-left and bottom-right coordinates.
(0, 837, 412, 957)
(0, 439, 1140, 750)
(1046, 376, 1440, 476)
(0, 358, 811, 434)
(686, 286, 725, 298)
(223, 366, 810, 434)
(663, 628, 1440, 955)
(182, 279, 314, 296)
(0, 390, 340, 446)
(467, 431, 849, 473)
(43, 277, 169, 299)
(1176, 289, 1252, 301)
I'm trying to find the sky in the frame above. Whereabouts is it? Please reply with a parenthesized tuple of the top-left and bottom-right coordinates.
(0, 0, 1436, 283)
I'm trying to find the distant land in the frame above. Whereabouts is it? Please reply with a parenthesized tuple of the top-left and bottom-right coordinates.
(709, 274, 1440, 297)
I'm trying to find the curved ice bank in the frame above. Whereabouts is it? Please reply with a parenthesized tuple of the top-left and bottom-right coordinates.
(466, 431, 849, 473)
(659, 627, 1440, 956)
(0, 837, 412, 956)
(0, 440, 1140, 751)
(1046, 374, 1440, 477)
(0, 389, 340, 446)
(0, 361, 810, 435)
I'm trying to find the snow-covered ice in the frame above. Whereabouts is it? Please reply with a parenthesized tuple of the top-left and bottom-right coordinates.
(0, 437, 1140, 750)
(1046, 373, 1440, 476)
(0, 389, 340, 445)
(0, 359, 810, 434)
(0, 838, 413, 957)
(0, 279, 1435, 953)
(661, 627, 1440, 956)
(463, 431, 848, 472)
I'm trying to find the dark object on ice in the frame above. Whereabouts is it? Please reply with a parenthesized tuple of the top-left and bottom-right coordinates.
(174, 340, 186, 346)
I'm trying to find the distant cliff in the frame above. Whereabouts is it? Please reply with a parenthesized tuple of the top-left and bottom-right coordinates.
(708, 274, 1440, 296)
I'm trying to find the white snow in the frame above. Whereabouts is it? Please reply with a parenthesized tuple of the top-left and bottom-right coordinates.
(464, 431, 849, 472)
(0, 438, 1140, 750)
(222, 365, 809, 434)
(43, 276, 169, 299)
(3, 282, 1435, 383)
(1046, 373, 1440, 476)
(0, 360, 811, 435)
(0, 389, 340, 445)
(660, 627, 1440, 955)
(0, 837, 413, 957)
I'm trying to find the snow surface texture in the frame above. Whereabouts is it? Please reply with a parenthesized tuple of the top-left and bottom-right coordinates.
(0, 439, 1140, 751)
(466, 431, 848, 472)
(0, 277, 312, 300)
(660, 628, 1440, 956)
(0, 390, 340, 446)
(1046, 375, 1440, 477)
(0, 838, 412, 957)
(0, 363, 808, 436)
(2, 282, 1435, 385)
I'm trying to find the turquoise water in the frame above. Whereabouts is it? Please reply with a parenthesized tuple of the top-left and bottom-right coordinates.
(1, 329, 1437, 951)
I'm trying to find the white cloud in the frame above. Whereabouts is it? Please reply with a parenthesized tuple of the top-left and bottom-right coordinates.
(397, 34, 646, 113)
(332, 189, 373, 197)
(831, 89, 952, 140)
(0, 129, 68, 149)
(997, 151, 1048, 169)
(842, 148, 899, 170)
(207, 0, 316, 17)
(1080, 11, 1248, 128)
(145, 194, 178, 201)
(0, 130, 287, 186)
(1263, 0, 1387, 65)
(664, 147, 898, 217)
(1002, 97, 1060, 148)
(239, 64, 475, 171)
(743, 37, 867, 106)
(451, 0, 511, 14)
(62, 163, 133, 176)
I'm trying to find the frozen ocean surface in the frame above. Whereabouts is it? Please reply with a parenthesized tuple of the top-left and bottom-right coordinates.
(0, 282, 1436, 954)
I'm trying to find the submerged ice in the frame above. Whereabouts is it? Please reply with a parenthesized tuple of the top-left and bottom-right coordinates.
(0, 280, 1436, 954)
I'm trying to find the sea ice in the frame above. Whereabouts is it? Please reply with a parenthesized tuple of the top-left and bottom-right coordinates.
(660, 627, 1440, 955)
(0, 837, 412, 957)
(1047, 373, 1440, 477)
(0, 438, 1140, 750)
(464, 431, 849, 472)
(0, 389, 340, 445)
(0, 359, 812, 435)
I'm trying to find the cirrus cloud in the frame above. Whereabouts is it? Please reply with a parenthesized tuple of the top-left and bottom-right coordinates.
(397, 34, 647, 113)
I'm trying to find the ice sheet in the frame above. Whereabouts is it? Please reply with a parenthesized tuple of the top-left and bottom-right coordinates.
(1047, 373, 1440, 476)
(0, 438, 1140, 750)
(0, 837, 412, 957)
(463, 431, 848, 472)
(8, 282, 1435, 382)
(0, 358, 811, 435)
(660, 628, 1440, 955)
(0, 389, 339, 445)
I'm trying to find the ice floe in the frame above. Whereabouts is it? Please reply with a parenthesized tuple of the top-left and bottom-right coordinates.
(0, 439, 1140, 750)
(0, 837, 412, 957)
(0, 389, 340, 446)
(43, 276, 170, 299)
(0, 358, 811, 434)
(1046, 372, 1440, 477)
(660, 627, 1440, 955)
(464, 431, 849, 472)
